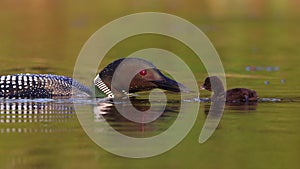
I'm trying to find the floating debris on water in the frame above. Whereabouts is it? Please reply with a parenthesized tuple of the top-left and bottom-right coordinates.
(259, 98, 282, 102)
(264, 81, 269, 85)
(193, 97, 283, 103)
(193, 97, 210, 103)
(245, 66, 279, 72)
(281, 79, 286, 84)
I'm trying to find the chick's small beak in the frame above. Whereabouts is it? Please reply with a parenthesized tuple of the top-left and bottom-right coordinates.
(200, 84, 206, 90)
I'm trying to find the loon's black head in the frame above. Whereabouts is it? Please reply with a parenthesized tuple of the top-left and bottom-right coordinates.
(94, 58, 188, 97)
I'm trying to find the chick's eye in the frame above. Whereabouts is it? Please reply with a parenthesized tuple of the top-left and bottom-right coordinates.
(139, 70, 147, 76)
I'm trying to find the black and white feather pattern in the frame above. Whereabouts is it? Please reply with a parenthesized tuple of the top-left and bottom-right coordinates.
(0, 74, 92, 99)
(93, 75, 114, 98)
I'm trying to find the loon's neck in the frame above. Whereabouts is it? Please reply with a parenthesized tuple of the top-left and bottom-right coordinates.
(93, 75, 114, 98)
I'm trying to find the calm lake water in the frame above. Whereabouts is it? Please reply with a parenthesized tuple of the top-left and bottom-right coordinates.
(0, 1, 300, 169)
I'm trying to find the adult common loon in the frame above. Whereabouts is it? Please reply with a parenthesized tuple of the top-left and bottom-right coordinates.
(0, 58, 185, 99)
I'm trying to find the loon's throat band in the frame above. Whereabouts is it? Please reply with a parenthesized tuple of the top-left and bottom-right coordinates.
(93, 75, 114, 98)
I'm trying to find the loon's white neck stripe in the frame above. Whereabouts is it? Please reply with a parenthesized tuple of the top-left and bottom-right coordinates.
(93, 75, 114, 98)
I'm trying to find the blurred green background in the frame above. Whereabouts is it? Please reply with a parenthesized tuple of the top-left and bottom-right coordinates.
(0, 1, 300, 169)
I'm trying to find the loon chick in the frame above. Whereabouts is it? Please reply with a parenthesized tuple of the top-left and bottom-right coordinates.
(201, 76, 258, 102)
(0, 58, 187, 99)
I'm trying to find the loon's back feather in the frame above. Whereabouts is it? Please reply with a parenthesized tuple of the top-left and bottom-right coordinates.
(0, 74, 92, 99)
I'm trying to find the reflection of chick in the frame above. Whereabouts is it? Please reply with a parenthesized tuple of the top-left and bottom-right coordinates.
(201, 76, 258, 102)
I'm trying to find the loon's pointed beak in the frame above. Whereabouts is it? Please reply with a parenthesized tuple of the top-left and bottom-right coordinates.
(151, 76, 190, 93)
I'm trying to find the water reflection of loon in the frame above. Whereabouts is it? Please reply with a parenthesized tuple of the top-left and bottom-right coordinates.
(0, 96, 181, 135)
(0, 100, 75, 133)
(93, 97, 180, 138)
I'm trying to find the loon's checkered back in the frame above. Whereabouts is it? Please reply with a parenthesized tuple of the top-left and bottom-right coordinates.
(0, 74, 92, 99)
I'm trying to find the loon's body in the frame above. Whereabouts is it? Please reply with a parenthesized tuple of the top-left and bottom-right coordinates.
(0, 58, 186, 99)
(0, 74, 92, 99)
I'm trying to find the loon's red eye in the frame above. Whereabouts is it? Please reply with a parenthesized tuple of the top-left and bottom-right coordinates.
(139, 70, 147, 76)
